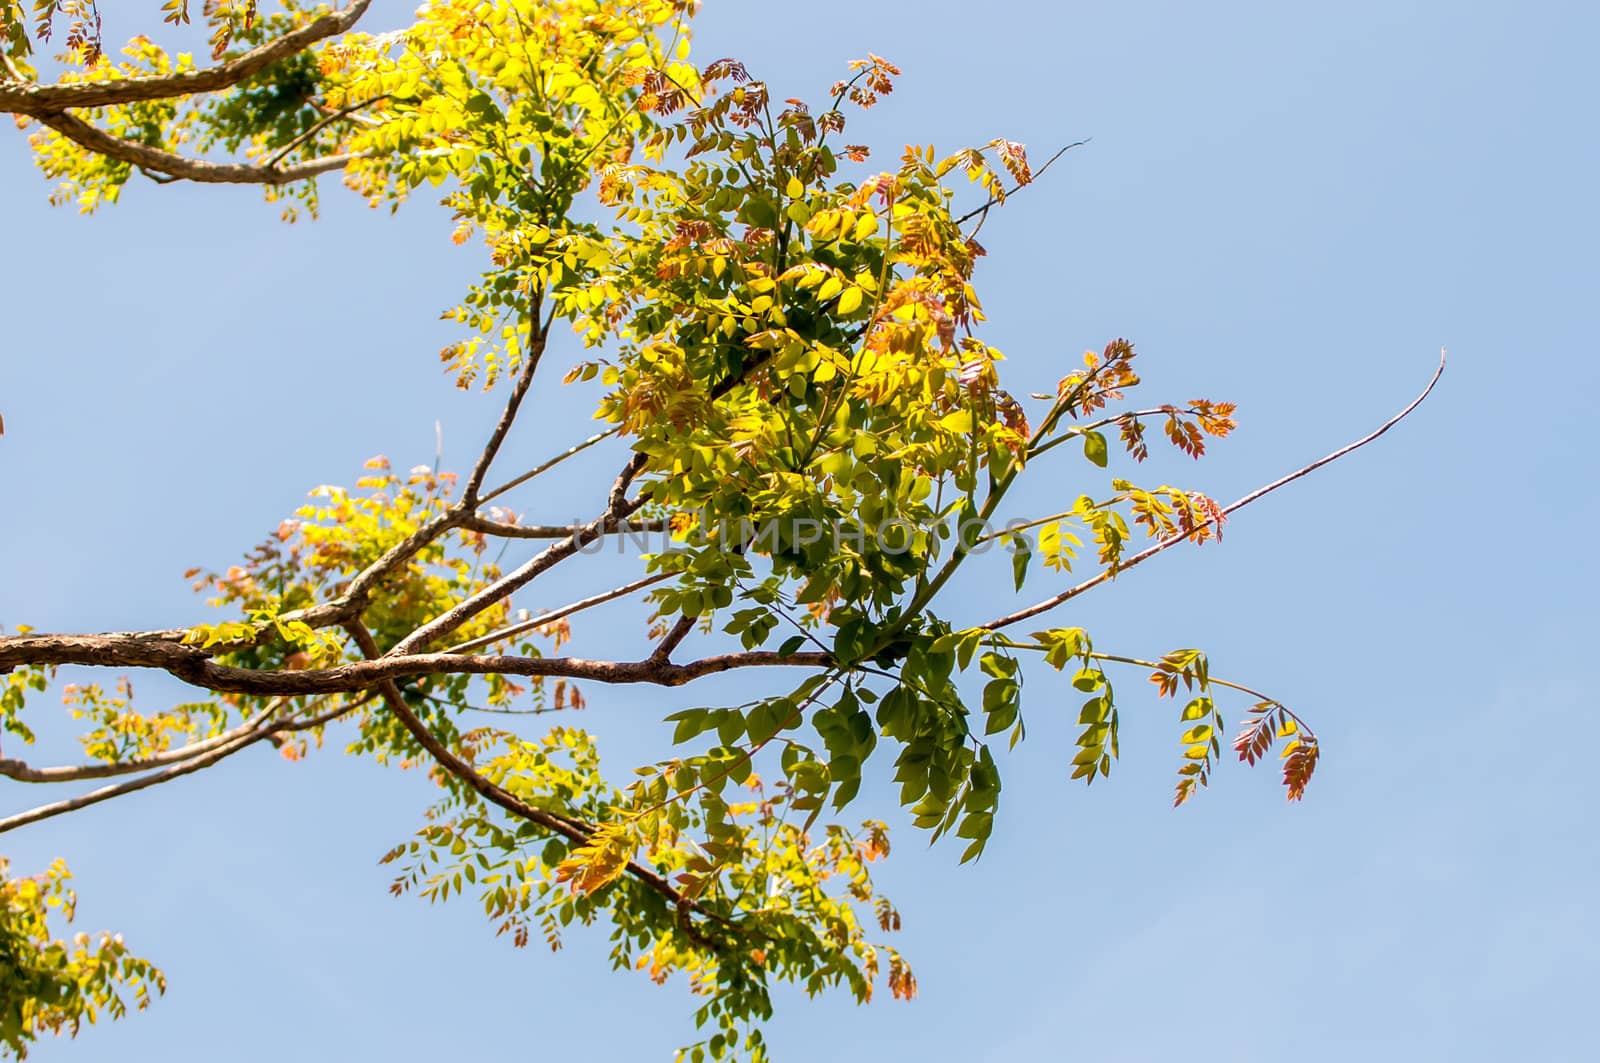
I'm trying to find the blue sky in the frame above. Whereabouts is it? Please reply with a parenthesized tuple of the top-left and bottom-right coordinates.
(2, 1, 1596, 1059)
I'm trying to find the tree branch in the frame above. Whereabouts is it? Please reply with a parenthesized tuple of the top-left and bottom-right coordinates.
(982, 349, 1448, 631)
(444, 573, 670, 655)
(343, 621, 729, 945)
(385, 507, 641, 657)
(389, 457, 651, 656)
(0, 701, 282, 783)
(0, 632, 831, 697)
(651, 615, 696, 663)
(954, 138, 1090, 226)
(262, 92, 390, 168)
(0, 1, 374, 115)
(460, 514, 669, 540)
(0, 696, 361, 834)
(31, 109, 369, 185)
(477, 427, 621, 506)
(461, 322, 547, 505)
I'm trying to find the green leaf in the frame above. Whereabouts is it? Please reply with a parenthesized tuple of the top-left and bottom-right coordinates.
(669, 708, 711, 744)
(1009, 532, 1032, 590)
(1083, 430, 1109, 468)
(983, 690, 1018, 734)
(979, 651, 1018, 679)
(956, 811, 992, 841)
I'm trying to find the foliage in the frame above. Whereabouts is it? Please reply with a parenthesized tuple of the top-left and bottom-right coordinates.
(0, 857, 165, 1059)
(0, 2, 1439, 1059)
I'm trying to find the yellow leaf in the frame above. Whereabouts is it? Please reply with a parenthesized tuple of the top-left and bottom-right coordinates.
(837, 286, 864, 315)
(553, 825, 632, 895)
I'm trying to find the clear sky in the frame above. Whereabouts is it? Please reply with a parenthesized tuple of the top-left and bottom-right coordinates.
(3, 1, 1596, 1060)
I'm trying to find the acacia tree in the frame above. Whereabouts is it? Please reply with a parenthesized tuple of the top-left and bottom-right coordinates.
(0, 2, 1442, 1058)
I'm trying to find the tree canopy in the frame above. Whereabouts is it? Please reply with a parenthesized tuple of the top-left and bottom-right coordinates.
(0, 2, 1441, 1058)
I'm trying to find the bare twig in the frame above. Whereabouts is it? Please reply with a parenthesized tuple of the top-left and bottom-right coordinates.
(0, 701, 281, 783)
(955, 138, 1090, 226)
(478, 428, 622, 506)
(983, 349, 1448, 631)
(386, 502, 645, 657)
(444, 573, 670, 655)
(462, 324, 548, 504)
(263, 92, 391, 168)
(0, 696, 361, 834)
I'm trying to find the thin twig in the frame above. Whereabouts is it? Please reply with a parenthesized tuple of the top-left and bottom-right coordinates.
(955, 138, 1090, 226)
(478, 428, 622, 506)
(263, 93, 391, 168)
(0, 701, 281, 783)
(462, 323, 548, 504)
(417, 692, 570, 717)
(386, 501, 646, 657)
(983, 349, 1448, 631)
(444, 573, 669, 655)
(0, 696, 362, 834)
(391, 448, 651, 656)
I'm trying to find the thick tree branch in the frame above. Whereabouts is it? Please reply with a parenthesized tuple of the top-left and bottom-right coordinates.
(651, 615, 697, 662)
(0, 632, 831, 696)
(0, 1, 373, 115)
(31, 109, 368, 185)
(460, 514, 669, 540)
